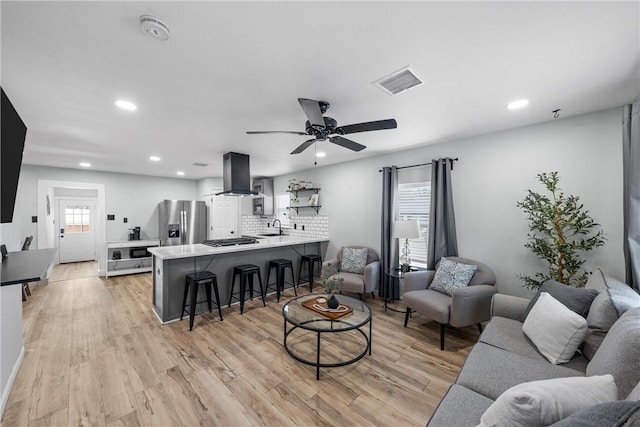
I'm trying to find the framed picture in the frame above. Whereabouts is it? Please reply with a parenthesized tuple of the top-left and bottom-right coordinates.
(308, 193, 319, 206)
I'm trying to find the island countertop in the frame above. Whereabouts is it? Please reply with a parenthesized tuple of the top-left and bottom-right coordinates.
(148, 235, 329, 260)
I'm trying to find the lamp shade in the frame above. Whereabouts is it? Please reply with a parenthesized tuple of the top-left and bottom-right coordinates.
(393, 219, 421, 239)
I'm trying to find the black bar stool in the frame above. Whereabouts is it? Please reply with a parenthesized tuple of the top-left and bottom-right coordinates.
(228, 264, 266, 314)
(297, 254, 322, 292)
(265, 258, 296, 302)
(181, 271, 223, 331)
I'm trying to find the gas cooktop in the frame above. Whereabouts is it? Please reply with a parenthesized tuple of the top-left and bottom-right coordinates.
(202, 237, 259, 247)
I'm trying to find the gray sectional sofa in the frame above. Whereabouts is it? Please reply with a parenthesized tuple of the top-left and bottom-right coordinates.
(427, 269, 640, 426)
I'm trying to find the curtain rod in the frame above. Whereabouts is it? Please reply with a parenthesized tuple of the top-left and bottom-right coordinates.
(378, 157, 459, 172)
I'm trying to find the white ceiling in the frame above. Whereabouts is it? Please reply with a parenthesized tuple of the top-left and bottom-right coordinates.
(2, 1, 639, 180)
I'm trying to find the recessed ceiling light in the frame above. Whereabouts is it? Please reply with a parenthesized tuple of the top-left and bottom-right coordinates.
(316, 152, 326, 158)
(115, 99, 137, 111)
(79, 162, 91, 168)
(506, 99, 529, 110)
(176, 171, 185, 176)
(149, 156, 161, 162)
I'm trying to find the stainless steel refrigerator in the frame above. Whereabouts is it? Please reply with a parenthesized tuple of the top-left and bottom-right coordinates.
(158, 200, 207, 246)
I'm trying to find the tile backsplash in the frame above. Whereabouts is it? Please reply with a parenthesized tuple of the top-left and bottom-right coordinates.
(241, 215, 329, 238)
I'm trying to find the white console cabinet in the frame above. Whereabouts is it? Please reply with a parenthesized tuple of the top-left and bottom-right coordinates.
(106, 239, 160, 277)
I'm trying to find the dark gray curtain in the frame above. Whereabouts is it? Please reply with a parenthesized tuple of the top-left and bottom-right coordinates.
(427, 158, 458, 270)
(623, 99, 640, 290)
(380, 166, 399, 298)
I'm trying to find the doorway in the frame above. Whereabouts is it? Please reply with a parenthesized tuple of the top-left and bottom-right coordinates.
(57, 199, 97, 263)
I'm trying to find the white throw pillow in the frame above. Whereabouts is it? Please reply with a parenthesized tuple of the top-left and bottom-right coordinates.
(478, 374, 617, 427)
(522, 292, 588, 364)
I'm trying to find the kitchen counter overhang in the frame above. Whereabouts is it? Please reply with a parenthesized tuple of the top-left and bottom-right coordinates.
(148, 235, 326, 260)
(149, 236, 328, 323)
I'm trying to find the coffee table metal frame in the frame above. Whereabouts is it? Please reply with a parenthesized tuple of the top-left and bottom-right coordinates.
(282, 293, 372, 380)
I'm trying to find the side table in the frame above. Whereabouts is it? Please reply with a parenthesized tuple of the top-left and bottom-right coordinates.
(383, 267, 425, 313)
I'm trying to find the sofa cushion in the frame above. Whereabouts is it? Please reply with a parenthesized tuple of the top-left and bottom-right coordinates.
(521, 280, 598, 322)
(523, 292, 589, 364)
(403, 289, 451, 324)
(480, 316, 588, 372)
(626, 381, 640, 401)
(340, 247, 368, 274)
(479, 374, 617, 427)
(603, 271, 640, 316)
(456, 343, 584, 400)
(427, 384, 493, 427)
(587, 307, 640, 399)
(550, 400, 640, 427)
(429, 257, 478, 297)
(585, 290, 620, 333)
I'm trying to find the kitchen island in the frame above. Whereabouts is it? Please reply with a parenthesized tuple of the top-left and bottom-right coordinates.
(148, 236, 328, 323)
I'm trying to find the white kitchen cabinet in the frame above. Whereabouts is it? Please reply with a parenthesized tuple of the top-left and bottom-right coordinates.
(105, 239, 160, 277)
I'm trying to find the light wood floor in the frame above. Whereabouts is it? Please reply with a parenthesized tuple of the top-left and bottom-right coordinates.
(2, 261, 479, 427)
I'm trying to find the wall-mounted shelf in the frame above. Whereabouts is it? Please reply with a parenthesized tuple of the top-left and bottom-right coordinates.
(287, 187, 321, 214)
(287, 205, 322, 214)
(287, 187, 320, 197)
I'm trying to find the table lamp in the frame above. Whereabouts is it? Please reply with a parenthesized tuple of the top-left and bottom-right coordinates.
(393, 219, 421, 272)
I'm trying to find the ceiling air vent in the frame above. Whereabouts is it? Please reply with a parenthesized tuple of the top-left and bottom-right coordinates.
(192, 162, 209, 167)
(374, 66, 424, 96)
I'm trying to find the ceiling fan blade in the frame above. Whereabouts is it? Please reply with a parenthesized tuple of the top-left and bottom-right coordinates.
(337, 118, 397, 135)
(246, 131, 307, 135)
(291, 138, 316, 155)
(298, 98, 325, 130)
(330, 136, 366, 152)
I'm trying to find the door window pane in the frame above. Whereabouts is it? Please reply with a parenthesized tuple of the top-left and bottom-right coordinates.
(64, 205, 91, 233)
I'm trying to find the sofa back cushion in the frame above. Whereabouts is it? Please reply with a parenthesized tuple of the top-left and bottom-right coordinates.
(586, 307, 640, 399)
(521, 280, 598, 322)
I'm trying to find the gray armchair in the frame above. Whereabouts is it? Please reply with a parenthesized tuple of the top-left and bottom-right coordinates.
(321, 246, 380, 299)
(403, 256, 496, 350)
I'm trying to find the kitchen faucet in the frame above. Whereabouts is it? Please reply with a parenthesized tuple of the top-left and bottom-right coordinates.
(273, 219, 283, 235)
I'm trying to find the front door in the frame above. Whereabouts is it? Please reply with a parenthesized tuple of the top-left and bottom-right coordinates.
(209, 196, 238, 239)
(58, 199, 96, 263)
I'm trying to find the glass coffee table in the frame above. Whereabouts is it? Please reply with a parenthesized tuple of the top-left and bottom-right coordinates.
(282, 294, 372, 380)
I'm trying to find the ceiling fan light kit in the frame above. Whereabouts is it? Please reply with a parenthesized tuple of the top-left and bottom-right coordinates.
(247, 98, 397, 155)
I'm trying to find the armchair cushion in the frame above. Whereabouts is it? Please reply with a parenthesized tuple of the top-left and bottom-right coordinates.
(428, 257, 478, 297)
(341, 247, 368, 274)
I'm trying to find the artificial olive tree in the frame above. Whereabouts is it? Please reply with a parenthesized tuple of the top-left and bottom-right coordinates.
(517, 171, 606, 289)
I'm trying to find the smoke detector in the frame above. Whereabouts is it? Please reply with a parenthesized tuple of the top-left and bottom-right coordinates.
(139, 15, 170, 41)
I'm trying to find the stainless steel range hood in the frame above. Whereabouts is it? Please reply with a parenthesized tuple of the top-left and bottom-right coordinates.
(216, 152, 259, 196)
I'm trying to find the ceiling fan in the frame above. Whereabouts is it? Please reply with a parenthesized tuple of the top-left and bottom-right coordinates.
(247, 98, 398, 155)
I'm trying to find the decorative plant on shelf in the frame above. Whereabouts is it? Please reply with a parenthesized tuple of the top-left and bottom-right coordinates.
(517, 171, 606, 290)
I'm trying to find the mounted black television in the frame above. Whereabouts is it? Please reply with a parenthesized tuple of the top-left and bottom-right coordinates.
(1, 87, 27, 223)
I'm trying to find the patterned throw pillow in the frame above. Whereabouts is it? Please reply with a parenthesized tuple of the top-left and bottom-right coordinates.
(428, 257, 478, 296)
(341, 247, 368, 274)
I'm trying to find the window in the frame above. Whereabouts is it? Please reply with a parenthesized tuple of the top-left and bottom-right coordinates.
(64, 205, 91, 233)
(274, 193, 291, 227)
(398, 182, 430, 267)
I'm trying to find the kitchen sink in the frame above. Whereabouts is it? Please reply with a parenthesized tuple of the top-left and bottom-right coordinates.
(258, 233, 288, 237)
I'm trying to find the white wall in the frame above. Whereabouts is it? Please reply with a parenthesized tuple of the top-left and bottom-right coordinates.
(17, 165, 200, 247)
(275, 107, 624, 298)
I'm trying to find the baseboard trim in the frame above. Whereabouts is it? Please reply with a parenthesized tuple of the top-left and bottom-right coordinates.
(0, 344, 25, 420)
